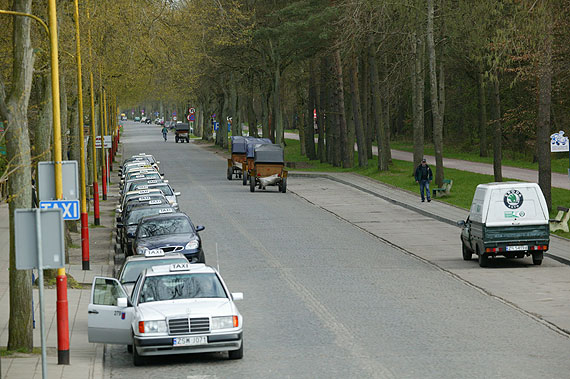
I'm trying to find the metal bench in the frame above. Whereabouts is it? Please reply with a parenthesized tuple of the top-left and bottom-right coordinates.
(432, 179, 453, 198)
(550, 206, 570, 233)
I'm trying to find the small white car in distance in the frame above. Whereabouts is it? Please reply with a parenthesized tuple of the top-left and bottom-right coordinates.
(87, 263, 244, 366)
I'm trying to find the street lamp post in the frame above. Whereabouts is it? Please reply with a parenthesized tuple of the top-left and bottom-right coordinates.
(72, 0, 90, 271)
(86, 2, 100, 225)
(47, 0, 70, 365)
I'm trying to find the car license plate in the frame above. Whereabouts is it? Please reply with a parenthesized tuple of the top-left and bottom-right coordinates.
(506, 245, 528, 251)
(173, 336, 207, 346)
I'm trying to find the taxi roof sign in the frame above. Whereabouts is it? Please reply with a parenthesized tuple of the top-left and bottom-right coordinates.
(159, 208, 174, 214)
(170, 263, 191, 271)
(138, 196, 151, 201)
(144, 249, 165, 258)
(137, 189, 150, 194)
(149, 200, 162, 205)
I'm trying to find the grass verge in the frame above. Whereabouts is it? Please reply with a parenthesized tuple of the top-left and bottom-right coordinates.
(284, 138, 570, 239)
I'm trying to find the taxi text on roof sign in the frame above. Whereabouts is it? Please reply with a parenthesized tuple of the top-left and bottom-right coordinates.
(144, 249, 165, 257)
(170, 263, 191, 271)
(138, 196, 151, 201)
(159, 208, 174, 214)
(149, 200, 162, 205)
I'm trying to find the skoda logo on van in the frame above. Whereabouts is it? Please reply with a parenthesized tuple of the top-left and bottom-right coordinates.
(504, 189, 524, 209)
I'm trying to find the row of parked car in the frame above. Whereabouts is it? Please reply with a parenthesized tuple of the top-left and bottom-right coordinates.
(226, 136, 288, 193)
(86, 153, 244, 366)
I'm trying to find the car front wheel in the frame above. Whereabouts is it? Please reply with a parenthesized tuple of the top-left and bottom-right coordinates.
(132, 344, 145, 366)
(228, 339, 243, 360)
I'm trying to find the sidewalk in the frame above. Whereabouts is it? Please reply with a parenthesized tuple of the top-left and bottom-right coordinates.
(0, 183, 118, 379)
(288, 171, 570, 334)
(284, 132, 570, 190)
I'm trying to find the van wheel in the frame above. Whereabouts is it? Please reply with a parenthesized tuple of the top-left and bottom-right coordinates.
(227, 167, 233, 180)
(478, 250, 489, 268)
(281, 178, 287, 193)
(462, 243, 472, 261)
(250, 177, 255, 192)
(532, 252, 543, 266)
(242, 172, 248, 186)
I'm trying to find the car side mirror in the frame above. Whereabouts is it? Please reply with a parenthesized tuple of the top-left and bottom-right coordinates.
(232, 292, 243, 301)
(156, 161, 160, 164)
(174, 192, 181, 196)
(196, 225, 205, 232)
(457, 220, 465, 227)
(117, 297, 128, 307)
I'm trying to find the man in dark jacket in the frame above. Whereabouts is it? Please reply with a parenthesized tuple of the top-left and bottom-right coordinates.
(414, 158, 433, 202)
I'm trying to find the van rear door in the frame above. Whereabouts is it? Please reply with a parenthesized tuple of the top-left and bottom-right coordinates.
(486, 185, 548, 227)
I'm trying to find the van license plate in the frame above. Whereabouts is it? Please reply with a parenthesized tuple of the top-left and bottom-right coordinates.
(173, 336, 207, 346)
(506, 245, 528, 251)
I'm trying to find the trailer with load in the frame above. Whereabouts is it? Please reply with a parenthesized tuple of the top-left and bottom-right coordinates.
(227, 136, 249, 180)
(175, 123, 190, 143)
(242, 137, 272, 185)
(249, 144, 287, 193)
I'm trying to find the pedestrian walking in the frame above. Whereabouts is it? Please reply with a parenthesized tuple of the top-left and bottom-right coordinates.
(414, 158, 433, 202)
(161, 125, 168, 141)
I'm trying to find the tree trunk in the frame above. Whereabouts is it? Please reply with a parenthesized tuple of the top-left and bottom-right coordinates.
(305, 61, 317, 159)
(427, 0, 444, 187)
(491, 76, 502, 182)
(412, 32, 425, 169)
(345, 91, 355, 167)
(230, 75, 238, 136)
(537, 24, 552, 210)
(369, 39, 388, 171)
(298, 109, 306, 156)
(382, 55, 392, 163)
(318, 57, 327, 162)
(247, 88, 258, 137)
(34, 73, 53, 163)
(477, 65, 488, 157)
(0, 0, 35, 351)
(221, 90, 229, 149)
(349, 55, 368, 167)
(333, 50, 349, 168)
(273, 67, 284, 146)
(360, 50, 372, 160)
(261, 90, 270, 139)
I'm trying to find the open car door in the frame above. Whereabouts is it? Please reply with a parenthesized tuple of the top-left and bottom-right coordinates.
(87, 277, 134, 344)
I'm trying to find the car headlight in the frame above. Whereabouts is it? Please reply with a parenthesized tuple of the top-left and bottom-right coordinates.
(137, 247, 148, 255)
(211, 316, 239, 330)
(185, 239, 199, 250)
(138, 320, 167, 334)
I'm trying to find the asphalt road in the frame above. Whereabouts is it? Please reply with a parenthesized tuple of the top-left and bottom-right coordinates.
(107, 122, 570, 378)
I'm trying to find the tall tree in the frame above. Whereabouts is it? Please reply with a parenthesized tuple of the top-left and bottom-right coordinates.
(349, 54, 367, 167)
(0, 0, 36, 351)
(427, 0, 444, 187)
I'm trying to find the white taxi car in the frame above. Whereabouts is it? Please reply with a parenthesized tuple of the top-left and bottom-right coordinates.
(87, 263, 244, 366)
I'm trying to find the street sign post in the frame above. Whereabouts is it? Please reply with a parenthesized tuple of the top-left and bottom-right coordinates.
(549, 131, 570, 180)
(15, 208, 65, 379)
(38, 161, 79, 201)
(39, 200, 81, 220)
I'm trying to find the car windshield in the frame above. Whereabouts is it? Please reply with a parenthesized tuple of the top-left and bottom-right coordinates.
(138, 217, 192, 238)
(148, 184, 173, 196)
(120, 258, 188, 283)
(126, 207, 170, 225)
(139, 273, 226, 303)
